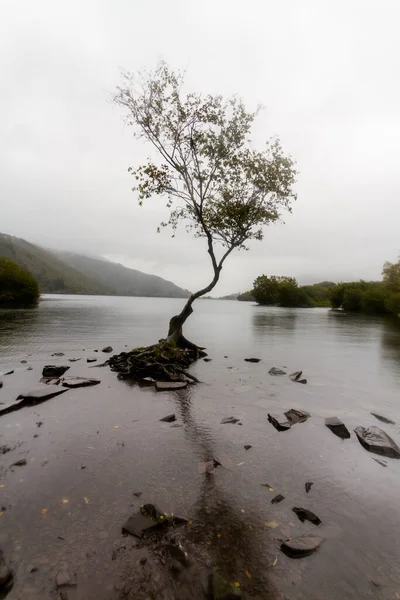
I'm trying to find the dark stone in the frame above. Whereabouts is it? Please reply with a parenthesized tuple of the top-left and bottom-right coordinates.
(220, 417, 240, 424)
(165, 543, 189, 567)
(269, 367, 287, 375)
(354, 426, 400, 459)
(292, 507, 321, 525)
(102, 346, 113, 353)
(122, 512, 163, 538)
(42, 365, 70, 378)
(155, 381, 188, 391)
(86, 358, 97, 363)
(244, 445, 252, 450)
(271, 494, 285, 504)
(284, 409, 311, 424)
(52, 352, 65, 357)
(305, 481, 314, 493)
(61, 377, 101, 388)
(139, 557, 147, 566)
(244, 357, 261, 363)
(160, 414, 176, 423)
(20, 360, 27, 364)
(371, 413, 395, 425)
(281, 533, 324, 558)
(325, 416, 351, 439)
(0, 551, 13, 592)
(27, 366, 33, 370)
(0, 381, 2, 389)
(68, 358, 81, 362)
(289, 371, 307, 384)
(11, 459, 27, 467)
(36, 421, 43, 427)
(94, 349, 98, 352)
(203, 358, 212, 362)
(202, 569, 241, 599)
(133, 492, 142, 497)
(373, 457, 387, 467)
(268, 413, 291, 431)
(0, 370, 14, 377)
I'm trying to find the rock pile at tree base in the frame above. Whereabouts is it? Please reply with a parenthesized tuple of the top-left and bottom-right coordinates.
(108, 340, 203, 383)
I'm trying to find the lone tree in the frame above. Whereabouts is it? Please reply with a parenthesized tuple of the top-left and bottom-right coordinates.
(111, 64, 297, 380)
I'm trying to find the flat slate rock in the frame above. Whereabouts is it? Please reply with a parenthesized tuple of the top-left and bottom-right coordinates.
(102, 346, 113, 353)
(42, 365, 70, 378)
(87, 358, 97, 363)
(61, 377, 101, 388)
(325, 416, 351, 439)
(289, 371, 307, 384)
(284, 409, 311, 424)
(292, 507, 321, 525)
(269, 367, 287, 375)
(371, 413, 395, 425)
(354, 426, 400, 459)
(220, 416, 240, 424)
(244, 357, 261, 363)
(0, 370, 14, 377)
(244, 444, 252, 450)
(155, 381, 187, 391)
(17, 387, 68, 402)
(0, 381, 3, 389)
(281, 533, 324, 558)
(268, 413, 291, 431)
(122, 512, 163, 538)
(271, 494, 285, 504)
(52, 352, 65, 357)
(160, 414, 176, 423)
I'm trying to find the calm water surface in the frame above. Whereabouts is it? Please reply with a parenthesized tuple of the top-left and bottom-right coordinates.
(1, 295, 400, 599)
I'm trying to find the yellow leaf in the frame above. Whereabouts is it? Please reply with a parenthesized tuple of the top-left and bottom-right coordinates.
(245, 569, 252, 579)
(237, 462, 245, 466)
(249, 525, 253, 531)
(272, 556, 278, 567)
(83, 497, 89, 504)
(234, 582, 240, 588)
(217, 532, 222, 538)
(61, 498, 69, 504)
(114, 425, 120, 429)
(41, 508, 48, 516)
(265, 521, 279, 529)
(19, 479, 23, 483)
(0, 512, 3, 517)
(268, 487, 275, 492)
(0, 484, 4, 488)
(188, 520, 193, 525)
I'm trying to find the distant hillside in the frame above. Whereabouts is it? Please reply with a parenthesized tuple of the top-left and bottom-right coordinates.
(0, 233, 189, 298)
(58, 252, 189, 298)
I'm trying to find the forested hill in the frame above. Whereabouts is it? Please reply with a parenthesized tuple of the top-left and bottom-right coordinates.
(0, 233, 189, 298)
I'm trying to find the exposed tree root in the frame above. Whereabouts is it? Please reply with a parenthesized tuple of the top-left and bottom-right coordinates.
(108, 337, 205, 383)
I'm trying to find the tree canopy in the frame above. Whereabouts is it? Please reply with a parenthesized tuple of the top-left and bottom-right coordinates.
(0, 257, 40, 307)
(114, 63, 297, 323)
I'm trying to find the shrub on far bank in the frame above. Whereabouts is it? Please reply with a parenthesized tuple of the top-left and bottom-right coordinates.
(0, 257, 40, 307)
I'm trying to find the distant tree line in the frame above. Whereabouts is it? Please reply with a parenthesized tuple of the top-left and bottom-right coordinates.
(237, 258, 400, 315)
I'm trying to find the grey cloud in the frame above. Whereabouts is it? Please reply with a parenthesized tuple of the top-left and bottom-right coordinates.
(1, 0, 399, 295)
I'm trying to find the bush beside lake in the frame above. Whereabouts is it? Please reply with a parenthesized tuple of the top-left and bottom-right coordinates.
(0, 257, 40, 307)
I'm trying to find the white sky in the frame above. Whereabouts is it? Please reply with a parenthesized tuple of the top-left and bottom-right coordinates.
(1, 0, 399, 295)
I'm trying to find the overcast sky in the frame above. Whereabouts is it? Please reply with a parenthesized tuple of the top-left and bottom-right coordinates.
(1, 0, 399, 295)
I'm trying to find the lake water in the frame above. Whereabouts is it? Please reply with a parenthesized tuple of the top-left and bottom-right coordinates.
(1, 295, 400, 599)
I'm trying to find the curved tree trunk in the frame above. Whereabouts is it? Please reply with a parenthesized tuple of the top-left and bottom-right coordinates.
(167, 268, 221, 349)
